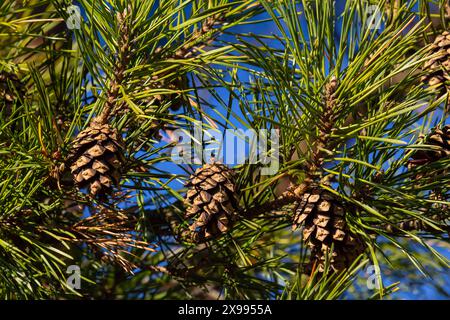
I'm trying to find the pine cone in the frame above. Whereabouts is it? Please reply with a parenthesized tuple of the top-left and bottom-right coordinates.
(421, 31, 450, 91)
(293, 188, 366, 272)
(183, 162, 239, 242)
(68, 121, 125, 197)
(408, 125, 450, 169)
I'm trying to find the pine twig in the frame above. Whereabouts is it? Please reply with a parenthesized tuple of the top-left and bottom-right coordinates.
(97, 6, 132, 124)
(173, 13, 226, 60)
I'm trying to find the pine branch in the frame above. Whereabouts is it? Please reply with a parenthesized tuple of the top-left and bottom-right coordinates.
(380, 217, 449, 235)
(97, 6, 132, 124)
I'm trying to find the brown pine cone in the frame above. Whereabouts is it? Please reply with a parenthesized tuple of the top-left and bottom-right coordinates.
(293, 188, 366, 272)
(67, 120, 125, 197)
(183, 162, 239, 242)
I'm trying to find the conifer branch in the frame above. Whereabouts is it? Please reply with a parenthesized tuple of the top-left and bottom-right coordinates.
(97, 6, 132, 124)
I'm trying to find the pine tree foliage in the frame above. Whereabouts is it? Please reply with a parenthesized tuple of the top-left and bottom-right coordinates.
(0, 0, 448, 299)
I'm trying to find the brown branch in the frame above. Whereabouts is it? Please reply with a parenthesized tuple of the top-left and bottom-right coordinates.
(281, 77, 340, 197)
(172, 13, 225, 60)
(239, 191, 298, 219)
(96, 6, 132, 124)
(380, 218, 449, 235)
(378, 191, 449, 236)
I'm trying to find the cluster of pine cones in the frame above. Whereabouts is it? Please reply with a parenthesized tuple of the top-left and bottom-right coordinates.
(181, 160, 367, 272)
(65, 116, 369, 272)
(60, 28, 450, 276)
